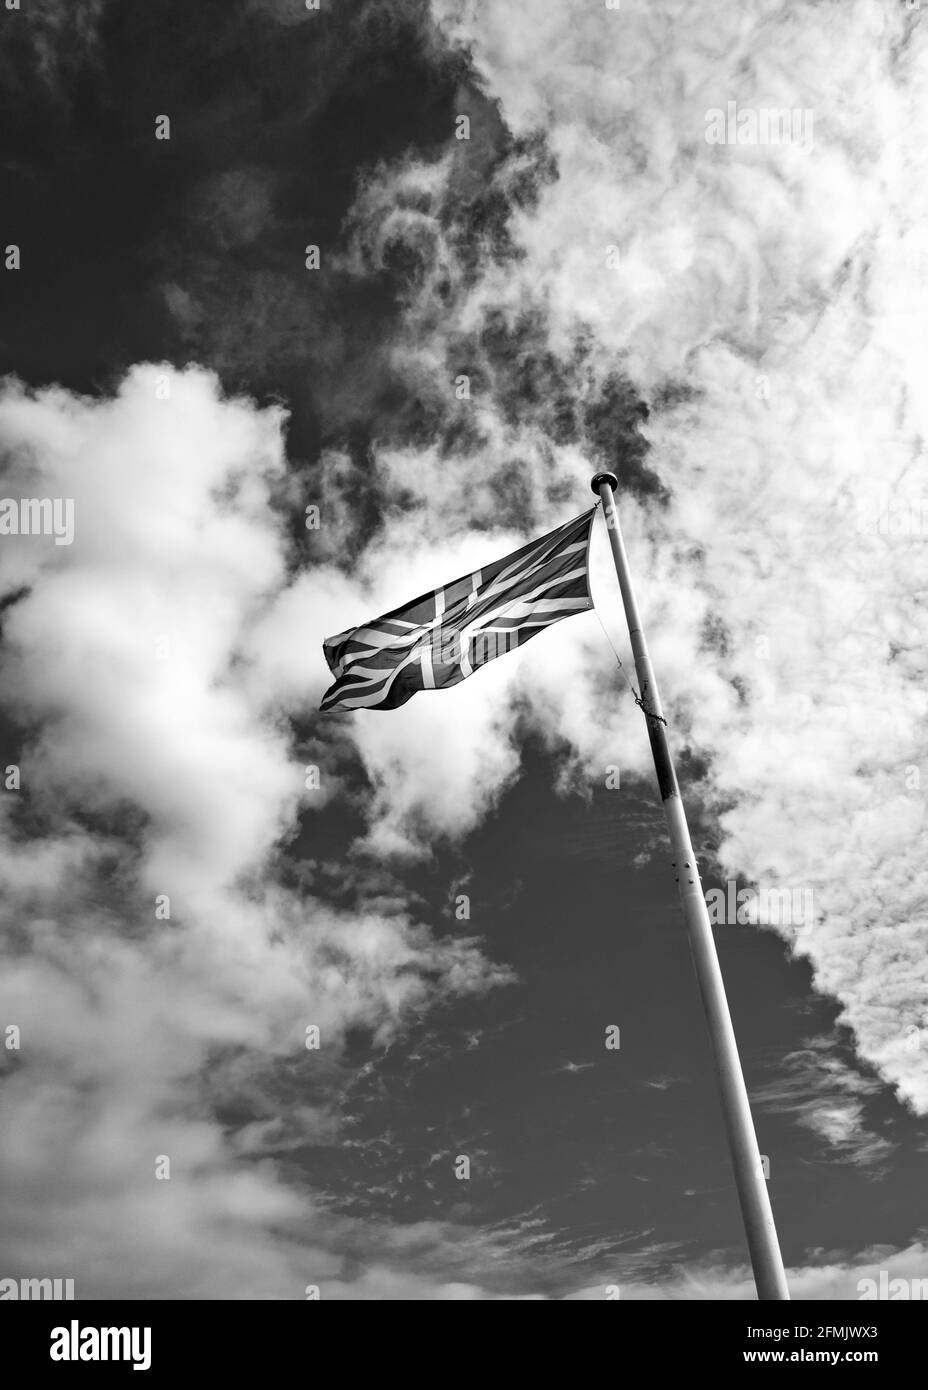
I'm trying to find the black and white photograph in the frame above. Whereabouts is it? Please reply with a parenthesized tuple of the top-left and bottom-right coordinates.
(0, 0, 926, 1351)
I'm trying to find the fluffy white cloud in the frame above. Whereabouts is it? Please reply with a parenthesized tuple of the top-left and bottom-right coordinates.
(0, 365, 510, 1296)
(322, 0, 928, 1112)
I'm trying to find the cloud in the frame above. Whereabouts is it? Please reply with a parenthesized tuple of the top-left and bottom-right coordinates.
(303, 0, 928, 1114)
(754, 1037, 894, 1169)
(4, 0, 928, 1299)
(566, 1239, 928, 1300)
(0, 365, 510, 1296)
(1, 0, 106, 100)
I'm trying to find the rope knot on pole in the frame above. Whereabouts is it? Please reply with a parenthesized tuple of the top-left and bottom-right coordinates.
(633, 692, 667, 725)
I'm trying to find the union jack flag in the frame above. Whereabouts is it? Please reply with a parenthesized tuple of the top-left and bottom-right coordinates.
(320, 506, 597, 711)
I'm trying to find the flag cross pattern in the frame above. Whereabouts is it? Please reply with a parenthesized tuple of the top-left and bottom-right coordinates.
(320, 505, 597, 711)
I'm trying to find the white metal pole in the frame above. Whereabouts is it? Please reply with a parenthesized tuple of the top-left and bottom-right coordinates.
(592, 471, 789, 1302)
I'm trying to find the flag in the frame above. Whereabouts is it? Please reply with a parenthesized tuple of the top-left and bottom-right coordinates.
(320, 506, 597, 711)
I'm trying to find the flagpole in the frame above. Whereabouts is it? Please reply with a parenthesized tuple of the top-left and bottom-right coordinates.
(592, 471, 790, 1302)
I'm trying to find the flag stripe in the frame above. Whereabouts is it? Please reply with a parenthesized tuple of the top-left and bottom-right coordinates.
(320, 506, 597, 711)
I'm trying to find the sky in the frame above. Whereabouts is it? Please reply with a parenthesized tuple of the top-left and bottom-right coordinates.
(0, 0, 926, 1299)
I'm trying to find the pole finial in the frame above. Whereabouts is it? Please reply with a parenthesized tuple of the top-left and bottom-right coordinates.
(590, 472, 619, 495)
